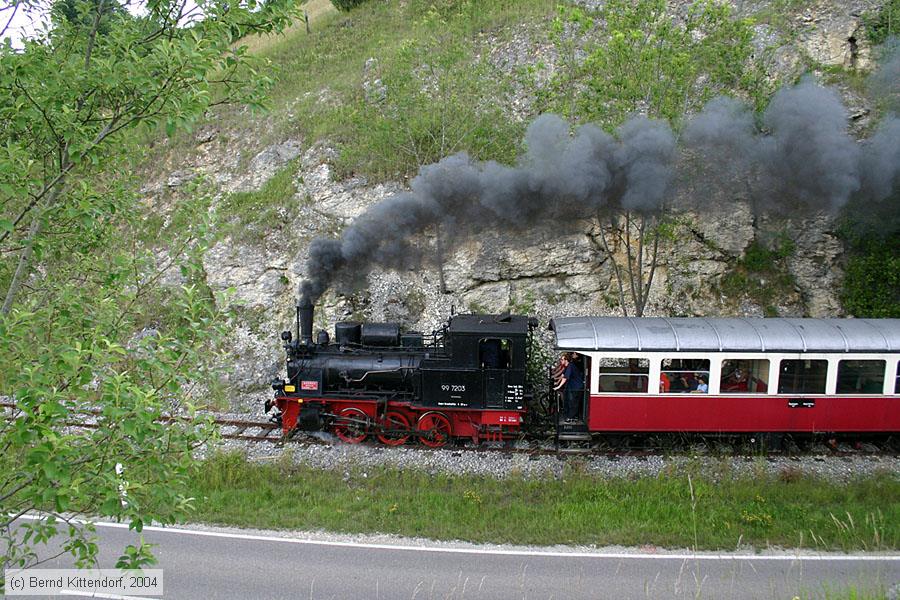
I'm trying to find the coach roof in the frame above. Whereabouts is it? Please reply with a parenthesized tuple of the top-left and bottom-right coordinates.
(549, 317, 900, 353)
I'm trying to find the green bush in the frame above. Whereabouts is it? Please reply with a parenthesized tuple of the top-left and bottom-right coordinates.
(330, 0, 368, 12)
(863, 0, 900, 45)
(841, 235, 900, 317)
(720, 237, 797, 316)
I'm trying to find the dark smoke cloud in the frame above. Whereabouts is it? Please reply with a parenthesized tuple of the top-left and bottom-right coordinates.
(683, 80, 862, 212)
(301, 77, 900, 304)
(301, 114, 675, 302)
(869, 37, 900, 113)
(761, 80, 861, 211)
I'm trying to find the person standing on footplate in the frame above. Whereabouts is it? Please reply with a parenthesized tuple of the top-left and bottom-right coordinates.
(554, 353, 584, 423)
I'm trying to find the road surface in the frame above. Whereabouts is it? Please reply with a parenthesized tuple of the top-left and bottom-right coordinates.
(11, 519, 899, 599)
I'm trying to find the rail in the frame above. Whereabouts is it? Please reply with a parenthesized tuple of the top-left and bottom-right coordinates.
(2, 400, 897, 456)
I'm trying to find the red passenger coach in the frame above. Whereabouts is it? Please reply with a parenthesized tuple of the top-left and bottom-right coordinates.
(549, 317, 900, 435)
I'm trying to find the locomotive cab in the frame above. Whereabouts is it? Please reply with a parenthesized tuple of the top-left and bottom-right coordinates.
(418, 313, 534, 411)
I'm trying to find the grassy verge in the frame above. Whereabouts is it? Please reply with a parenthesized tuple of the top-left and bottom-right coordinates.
(186, 452, 899, 551)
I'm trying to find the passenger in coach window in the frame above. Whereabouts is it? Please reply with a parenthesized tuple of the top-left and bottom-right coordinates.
(722, 367, 747, 392)
(694, 375, 709, 393)
(671, 374, 689, 393)
(685, 371, 699, 390)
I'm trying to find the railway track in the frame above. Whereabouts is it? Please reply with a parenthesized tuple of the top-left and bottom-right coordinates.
(0, 400, 284, 443)
(3, 400, 897, 455)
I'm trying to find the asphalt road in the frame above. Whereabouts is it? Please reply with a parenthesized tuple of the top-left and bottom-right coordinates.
(11, 520, 900, 600)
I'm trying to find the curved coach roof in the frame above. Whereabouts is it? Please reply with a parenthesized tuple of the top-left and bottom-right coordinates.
(549, 317, 900, 353)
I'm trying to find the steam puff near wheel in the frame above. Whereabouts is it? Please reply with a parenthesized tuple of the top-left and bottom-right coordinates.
(268, 299, 900, 445)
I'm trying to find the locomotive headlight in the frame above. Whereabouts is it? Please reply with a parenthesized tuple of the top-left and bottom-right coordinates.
(283, 384, 296, 392)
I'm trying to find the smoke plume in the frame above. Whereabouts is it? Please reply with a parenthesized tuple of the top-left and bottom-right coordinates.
(683, 80, 863, 212)
(300, 76, 900, 304)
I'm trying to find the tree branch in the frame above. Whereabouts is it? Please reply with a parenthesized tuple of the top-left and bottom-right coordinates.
(623, 211, 639, 312)
(596, 213, 628, 317)
(642, 221, 661, 317)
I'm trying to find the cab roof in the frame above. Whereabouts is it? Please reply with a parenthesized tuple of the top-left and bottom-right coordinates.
(449, 313, 534, 336)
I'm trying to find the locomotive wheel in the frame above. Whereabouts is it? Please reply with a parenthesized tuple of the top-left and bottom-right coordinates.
(376, 411, 411, 446)
(417, 412, 452, 448)
(333, 407, 369, 444)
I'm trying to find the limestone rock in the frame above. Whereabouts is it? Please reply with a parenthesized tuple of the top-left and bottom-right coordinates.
(230, 139, 303, 193)
(166, 169, 196, 188)
(787, 215, 845, 317)
(362, 57, 387, 104)
(203, 241, 291, 308)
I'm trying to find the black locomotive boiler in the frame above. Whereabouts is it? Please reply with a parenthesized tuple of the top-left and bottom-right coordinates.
(268, 299, 537, 446)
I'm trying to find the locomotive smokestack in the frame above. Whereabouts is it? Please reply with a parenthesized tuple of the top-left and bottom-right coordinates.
(298, 296, 314, 346)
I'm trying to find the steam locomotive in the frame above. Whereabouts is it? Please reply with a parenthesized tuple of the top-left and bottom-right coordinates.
(268, 300, 900, 446)
(268, 299, 537, 446)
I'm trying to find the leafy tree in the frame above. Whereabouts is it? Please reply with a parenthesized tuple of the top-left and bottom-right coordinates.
(0, 0, 298, 586)
(547, 0, 763, 316)
(51, 0, 127, 34)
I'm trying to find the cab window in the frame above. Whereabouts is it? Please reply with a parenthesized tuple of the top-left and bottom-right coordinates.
(479, 338, 511, 369)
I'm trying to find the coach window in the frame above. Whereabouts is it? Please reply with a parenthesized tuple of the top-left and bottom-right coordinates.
(660, 358, 710, 393)
(778, 359, 828, 394)
(596, 358, 649, 393)
(720, 359, 770, 393)
(836, 360, 885, 394)
(479, 338, 511, 369)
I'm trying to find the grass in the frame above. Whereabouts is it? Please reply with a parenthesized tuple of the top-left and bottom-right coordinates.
(220, 0, 557, 181)
(239, 0, 337, 56)
(185, 451, 899, 551)
(796, 583, 891, 600)
(217, 159, 302, 243)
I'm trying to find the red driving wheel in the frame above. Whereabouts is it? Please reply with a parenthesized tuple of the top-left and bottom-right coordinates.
(333, 407, 369, 444)
(377, 411, 411, 446)
(417, 412, 452, 448)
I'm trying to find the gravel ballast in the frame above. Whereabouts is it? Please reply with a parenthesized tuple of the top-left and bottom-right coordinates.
(211, 434, 900, 483)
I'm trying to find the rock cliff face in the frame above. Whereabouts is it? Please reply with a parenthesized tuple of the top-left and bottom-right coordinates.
(143, 0, 882, 410)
